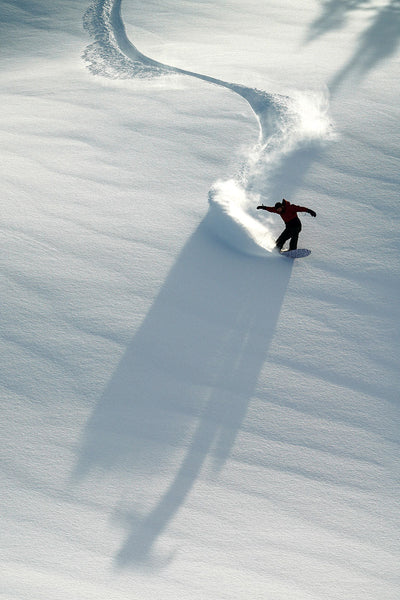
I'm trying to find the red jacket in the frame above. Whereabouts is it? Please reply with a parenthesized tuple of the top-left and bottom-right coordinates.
(263, 200, 310, 223)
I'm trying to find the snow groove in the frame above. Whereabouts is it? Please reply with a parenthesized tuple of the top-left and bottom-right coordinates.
(82, 0, 286, 134)
(83, 0, 169, 78)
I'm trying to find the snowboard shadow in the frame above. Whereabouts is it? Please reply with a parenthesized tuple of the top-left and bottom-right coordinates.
(72, 209, 293, 568)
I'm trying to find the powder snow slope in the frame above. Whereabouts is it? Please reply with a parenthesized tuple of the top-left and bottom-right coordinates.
(1, 1, 399, 599)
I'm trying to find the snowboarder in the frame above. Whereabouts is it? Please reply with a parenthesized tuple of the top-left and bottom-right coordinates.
(257, 199, 316, 251)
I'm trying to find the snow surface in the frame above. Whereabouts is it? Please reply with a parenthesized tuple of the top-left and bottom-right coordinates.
(1, 0, 399, 598)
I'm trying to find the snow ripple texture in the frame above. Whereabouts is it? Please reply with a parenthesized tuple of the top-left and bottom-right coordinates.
(83, 0, 334, 254)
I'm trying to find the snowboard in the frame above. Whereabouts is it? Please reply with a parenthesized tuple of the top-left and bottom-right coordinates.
(281, 248, 311, 259)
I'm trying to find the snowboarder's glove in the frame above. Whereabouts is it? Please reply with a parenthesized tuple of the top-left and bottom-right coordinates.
(308, 209, 317, 217)
(257, 205, 266, 210)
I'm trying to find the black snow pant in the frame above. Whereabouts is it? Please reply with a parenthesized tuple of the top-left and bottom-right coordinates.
(275, 217, 302, 251)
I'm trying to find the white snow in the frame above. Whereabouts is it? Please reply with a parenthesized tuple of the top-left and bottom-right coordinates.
(1, 0, 399, 599)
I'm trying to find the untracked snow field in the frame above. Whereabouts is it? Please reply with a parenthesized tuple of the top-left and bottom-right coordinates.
(1, 1, 399, 599)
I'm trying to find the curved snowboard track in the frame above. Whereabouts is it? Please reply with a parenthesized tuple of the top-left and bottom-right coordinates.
(82, 0, 287, 132)
(82, 0, 332, 254)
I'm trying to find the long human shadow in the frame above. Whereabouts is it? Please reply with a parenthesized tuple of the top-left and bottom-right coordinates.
(73, 212, 292, 566)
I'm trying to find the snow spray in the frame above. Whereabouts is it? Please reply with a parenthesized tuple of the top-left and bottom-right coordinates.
(83, 0, 335, 255)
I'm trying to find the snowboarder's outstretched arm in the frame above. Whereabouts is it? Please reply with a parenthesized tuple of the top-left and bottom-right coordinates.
(257, 201, 316, 217)
(293, 204, 317, 217)
(257, 204, 278, 213)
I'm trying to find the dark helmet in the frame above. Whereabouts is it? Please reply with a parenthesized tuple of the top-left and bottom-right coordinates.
(275, 202, 283, 209)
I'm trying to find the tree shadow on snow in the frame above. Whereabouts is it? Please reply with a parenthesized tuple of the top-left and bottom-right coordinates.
(305, 0, 373, 43)
(72, 209, 292, 568)
(329, 0, 400, 92)
(306, 0, 400, 92)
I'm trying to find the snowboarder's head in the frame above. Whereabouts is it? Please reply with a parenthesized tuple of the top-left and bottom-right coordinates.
(275, 201, 283, 213)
